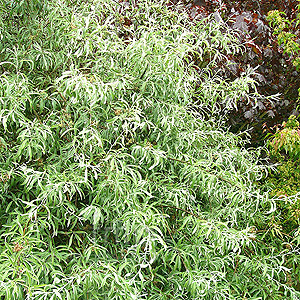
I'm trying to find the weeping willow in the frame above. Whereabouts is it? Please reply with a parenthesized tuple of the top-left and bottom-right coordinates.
(0, 0, 299, 299)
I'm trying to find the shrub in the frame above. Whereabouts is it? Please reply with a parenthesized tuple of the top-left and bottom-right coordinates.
(264, 114, 300, 257)
(267, 1, 300, 99)
(268, 114, 300, 160)
(0, 0, 299, 299)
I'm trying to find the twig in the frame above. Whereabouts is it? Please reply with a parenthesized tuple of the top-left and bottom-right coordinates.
(245, 271, 275, 300)
(56, 89, 67, 106)
(158, 204, 201, 219)
(161, 207, 189, 272)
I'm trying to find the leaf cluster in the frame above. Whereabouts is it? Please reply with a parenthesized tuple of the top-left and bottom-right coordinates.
(263, 114, 300, 249)
(0, 0, 299, 299)
(267, 2, 300, 99)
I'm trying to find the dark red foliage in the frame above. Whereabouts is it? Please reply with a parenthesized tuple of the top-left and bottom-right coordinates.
(185, 0, 300, 144)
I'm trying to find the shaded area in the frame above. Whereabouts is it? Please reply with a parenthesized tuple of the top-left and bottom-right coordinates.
(178, 0, 300, 145)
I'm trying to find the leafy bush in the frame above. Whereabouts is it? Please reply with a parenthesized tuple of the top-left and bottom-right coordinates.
(268, 114, 300, 160)
(265, 159, 300, 235)
(267, 3, 300, 69)
(267, 1, 300, 99)
(0, 0, 299, 299)
(264, 114, 300, 255)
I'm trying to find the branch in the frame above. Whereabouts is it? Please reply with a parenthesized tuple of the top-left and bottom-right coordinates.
(158, 204, 201, 219)
(166, 156, 245, 189)
(161, 206, 189, 272)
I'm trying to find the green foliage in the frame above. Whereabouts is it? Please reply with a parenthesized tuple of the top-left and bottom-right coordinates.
(268, 159, 300, 196)
(267, 3, 300, 70)
(268, 115, 300, 160)
(267, 1, 300, 99)
(0, 0, 299, 299)
(263, 115, 300, 279)
(263, 156, 300, 235)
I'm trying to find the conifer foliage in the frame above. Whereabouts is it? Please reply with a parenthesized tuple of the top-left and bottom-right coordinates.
(0, 0, 299, 299)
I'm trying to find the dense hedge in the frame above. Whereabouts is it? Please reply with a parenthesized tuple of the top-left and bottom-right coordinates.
(0, 1, 299, 299)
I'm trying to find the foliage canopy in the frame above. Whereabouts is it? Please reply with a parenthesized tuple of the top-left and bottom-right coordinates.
(0, 0, 299, 299)
(267, 1, 300, 71)
(267, 0, 300, 101)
